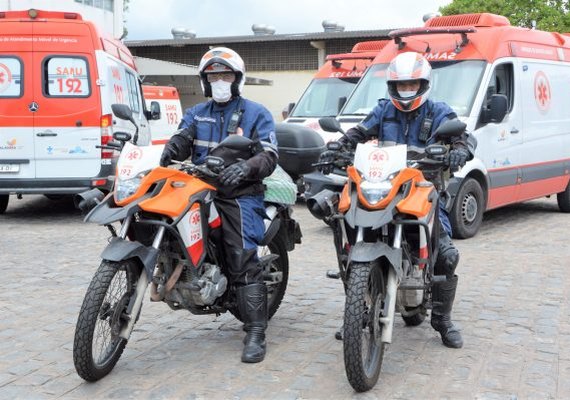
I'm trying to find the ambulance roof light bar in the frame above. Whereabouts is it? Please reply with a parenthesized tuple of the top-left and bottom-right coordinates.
(388, 27, 477, 51)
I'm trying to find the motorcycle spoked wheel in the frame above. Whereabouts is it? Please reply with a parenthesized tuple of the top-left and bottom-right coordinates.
(230, 233, 289, 322)
(343, 262, 386, 393)
(73, 259, 142, 382)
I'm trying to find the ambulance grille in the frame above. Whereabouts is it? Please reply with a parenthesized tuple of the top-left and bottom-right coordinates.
(425, 13, 510, 28)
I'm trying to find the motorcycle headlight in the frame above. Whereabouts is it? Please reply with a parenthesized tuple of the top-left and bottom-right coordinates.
(115, 173, 146, 202)
(360, 180, 393, 205)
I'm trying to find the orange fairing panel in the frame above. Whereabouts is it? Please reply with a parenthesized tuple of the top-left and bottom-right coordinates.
(140, 173, 216, 218)
(396, 183, 435, 218)
(338, 183, 351, 212)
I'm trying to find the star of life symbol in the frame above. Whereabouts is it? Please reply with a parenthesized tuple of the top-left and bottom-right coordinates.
(534, 71, 550, 113)
(0, 63, 12, 93)
(368, 148, 389, 179)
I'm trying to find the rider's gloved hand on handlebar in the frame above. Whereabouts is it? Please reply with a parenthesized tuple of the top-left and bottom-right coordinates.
(159, 128, 195, 167)
(159, 144, 177, 167)
(317, 149, 340, 175)
(448, 147, 470, 172)
(219, 160, 252, 186)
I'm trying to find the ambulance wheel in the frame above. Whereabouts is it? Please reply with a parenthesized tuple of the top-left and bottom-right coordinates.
(557, 181, 570, 212)
(450, 178, 484, 239)
(0, 195, 8, 214)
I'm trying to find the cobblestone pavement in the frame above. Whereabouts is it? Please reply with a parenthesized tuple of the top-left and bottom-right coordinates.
(0, 194, 569, 399)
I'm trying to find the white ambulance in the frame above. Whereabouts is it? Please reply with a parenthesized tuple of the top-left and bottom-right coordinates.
(0, 9, 154, 213)
(337, 13, 570, 238)
(142, 85, 183, 145)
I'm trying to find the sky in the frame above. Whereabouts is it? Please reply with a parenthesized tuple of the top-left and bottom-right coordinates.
(125, 0, 454, 40)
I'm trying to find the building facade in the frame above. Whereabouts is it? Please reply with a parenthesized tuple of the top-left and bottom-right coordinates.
(0, 0, 124, 38)
(126, 30, 392, 120)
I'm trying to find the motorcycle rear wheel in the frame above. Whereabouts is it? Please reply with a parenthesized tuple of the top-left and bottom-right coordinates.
(343, 262, 386, 392)
(73, 259, 142, 382)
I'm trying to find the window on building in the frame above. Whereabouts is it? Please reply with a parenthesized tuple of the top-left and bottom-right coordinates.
(75, 0, 114, 11)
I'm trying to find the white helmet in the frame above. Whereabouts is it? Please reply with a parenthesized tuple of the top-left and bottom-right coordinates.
(198, 47, 246, 98)
(386, 52, 431, 112)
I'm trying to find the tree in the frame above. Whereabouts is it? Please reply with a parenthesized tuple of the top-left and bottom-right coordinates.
(121, 0, 130, 39)
(439, 0, 570, 32)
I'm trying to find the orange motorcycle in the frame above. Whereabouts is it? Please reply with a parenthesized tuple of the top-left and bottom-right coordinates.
(308, 117, 467, 392)
(73, 104, 301, 381)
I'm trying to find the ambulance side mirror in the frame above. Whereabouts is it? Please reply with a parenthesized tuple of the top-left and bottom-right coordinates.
(149, 101, 161, 120)
(481, 94, 508, 124)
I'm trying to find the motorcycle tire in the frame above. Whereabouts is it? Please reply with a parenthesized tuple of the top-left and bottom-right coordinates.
(73, 259, 142, 382)
(230, 233, 289, 322)
(343, 262, 386, 393)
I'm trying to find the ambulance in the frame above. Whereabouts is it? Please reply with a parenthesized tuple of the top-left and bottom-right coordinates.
(284, 40, 388, 143)
(0, 9, 154, 213)
(142, 85, 183, 145)
(336, 13, 570, 238)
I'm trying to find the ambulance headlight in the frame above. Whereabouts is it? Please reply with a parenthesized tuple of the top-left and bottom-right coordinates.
(360, 180, 392, 205)
(115, 173, 146, 202)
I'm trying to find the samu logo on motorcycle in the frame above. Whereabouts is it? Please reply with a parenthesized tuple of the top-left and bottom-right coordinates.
(126, 148, 143, 161)
(368, 148, 389, 178)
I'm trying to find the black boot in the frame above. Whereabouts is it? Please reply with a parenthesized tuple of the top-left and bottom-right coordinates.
(237, 283, 267, 363)
(431, 275, 463, 348)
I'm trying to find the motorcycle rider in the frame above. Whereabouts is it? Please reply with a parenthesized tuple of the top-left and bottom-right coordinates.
(159, 47, 278, 363)
(319, 51, 471, 349)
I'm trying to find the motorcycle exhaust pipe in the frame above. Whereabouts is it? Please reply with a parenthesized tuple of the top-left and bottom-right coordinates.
(306, 189, 339, 220)
(74, 188, 105, 213)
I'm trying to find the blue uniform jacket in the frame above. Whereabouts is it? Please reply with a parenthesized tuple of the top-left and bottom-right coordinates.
(346, 99, 458, 235)
(178, 96, 278, 165)
(355, 99, 457, 153)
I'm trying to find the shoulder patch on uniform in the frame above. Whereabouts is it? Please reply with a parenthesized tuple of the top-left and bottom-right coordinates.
(194, 115, 216, 123)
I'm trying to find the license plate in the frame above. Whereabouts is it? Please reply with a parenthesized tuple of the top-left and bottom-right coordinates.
(0, 164, 19, 173)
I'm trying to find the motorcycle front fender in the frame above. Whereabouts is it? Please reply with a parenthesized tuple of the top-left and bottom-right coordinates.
(101, 237, 159, 281)
(85, 195, 145, 225)
(349, 241, 403, 280)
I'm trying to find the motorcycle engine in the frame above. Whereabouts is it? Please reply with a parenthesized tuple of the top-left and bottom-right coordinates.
(397, 260, 424, 308)
(176, 263, 228, 306)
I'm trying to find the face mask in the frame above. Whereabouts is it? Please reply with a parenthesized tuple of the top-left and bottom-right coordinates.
(398, 90, 417, 99)
(211, 80, 232, 103)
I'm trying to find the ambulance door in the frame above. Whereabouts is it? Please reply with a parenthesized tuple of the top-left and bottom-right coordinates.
(33, 52, 102, 179)
(476, 61, 523, 209)
(0, 27, 36, 180)
(518, 59, 570, 201)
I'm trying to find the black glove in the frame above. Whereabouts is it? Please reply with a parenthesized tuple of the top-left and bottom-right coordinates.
(160, 144, 176, 167)
(219, 160, 251, 186)
(317, 150, 340, 175)
(448, 147, 470, 172)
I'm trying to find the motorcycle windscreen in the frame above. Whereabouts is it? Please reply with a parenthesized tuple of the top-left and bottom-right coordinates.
(353, 143, 407, 182)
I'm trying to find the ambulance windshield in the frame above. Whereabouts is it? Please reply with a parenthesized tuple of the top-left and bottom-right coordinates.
(291, 77, 360, 118)
(340, 60, 486, 117)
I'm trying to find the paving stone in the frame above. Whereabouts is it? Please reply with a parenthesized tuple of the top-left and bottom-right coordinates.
(1, 195, 569, 398)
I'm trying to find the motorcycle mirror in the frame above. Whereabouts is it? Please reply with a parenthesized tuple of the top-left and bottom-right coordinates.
(111, 104, 134, 122)
(425, 144, 448, 157)
(113, 131, 132, 142)
(326, 141, 342, 151)
(205, 156, 224, 168)
(433, 119, 467, 141)
(319, 117, 344, 134)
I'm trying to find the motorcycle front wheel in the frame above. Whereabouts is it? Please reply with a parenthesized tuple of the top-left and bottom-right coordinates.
(73, 259, 142, 382)
(343, 262, 386, 392)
